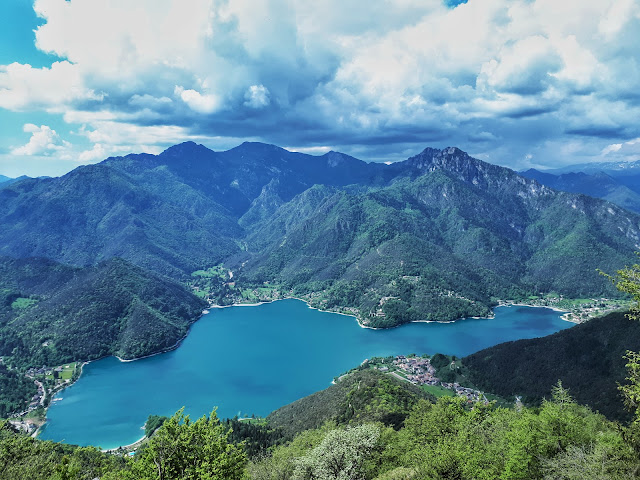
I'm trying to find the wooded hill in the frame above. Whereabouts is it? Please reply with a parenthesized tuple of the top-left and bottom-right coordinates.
(464, 310, 640, 422)
(0, 256, 205, 369)
(2, 368, 638, 480)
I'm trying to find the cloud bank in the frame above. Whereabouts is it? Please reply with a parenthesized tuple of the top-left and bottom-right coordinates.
(1, 0, 639, 171)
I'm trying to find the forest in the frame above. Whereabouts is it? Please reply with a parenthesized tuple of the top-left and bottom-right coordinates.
(464, 310, 640, 422)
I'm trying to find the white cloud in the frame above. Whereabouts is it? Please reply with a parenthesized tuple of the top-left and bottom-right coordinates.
(77, 141, 164, 163)
(602, 143, 622, 155)
(244, 85, 270, 109)
(286, 145, 332, 155)
(78, 143, 108, 162)
(175, 86, 221, 114)
(79, 121, 192, 147)
(33, 0, 213, 73)
(0, 61, 102, 111)
(598, 0, 638, 38)
(0, 0, 639, 171)
(11, 124, 70, 156)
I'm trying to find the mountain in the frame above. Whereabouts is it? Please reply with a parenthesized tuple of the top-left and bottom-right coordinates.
(520, 168, 640, 213)
(464, 310, 640, 422)
(546, 159, 640, 176)
(1, 143, 639, 329)
(0, 165, 242, 277)
(237, 147, 640, 326)
(0, 256, 206, 368)
(0, 175, 32, 189)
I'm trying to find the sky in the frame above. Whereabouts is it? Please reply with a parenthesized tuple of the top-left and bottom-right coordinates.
(1, 0, 640, 177)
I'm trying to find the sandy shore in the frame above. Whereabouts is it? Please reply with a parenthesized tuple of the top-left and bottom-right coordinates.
(103, 434, 146, 453)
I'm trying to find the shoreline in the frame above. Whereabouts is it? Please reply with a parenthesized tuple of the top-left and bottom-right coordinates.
(205, 296, 576, 328)
(32, 308, 214, 435)
(31, 297, 577, 448)
(103, 434, 146, 453)
(116, 308, 212, 363)
(205, 296, 572, 331)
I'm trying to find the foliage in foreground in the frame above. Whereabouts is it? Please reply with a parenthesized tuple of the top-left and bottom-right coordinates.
(111, 409, 246, 480)
(606, 259, 640, 431)
(0, 422, 126, 480)
(2, 383, 640, 479)
(250, 387, 640, 480)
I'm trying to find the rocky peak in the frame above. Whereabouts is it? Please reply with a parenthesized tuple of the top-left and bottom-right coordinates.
(402, 146, 559, 203)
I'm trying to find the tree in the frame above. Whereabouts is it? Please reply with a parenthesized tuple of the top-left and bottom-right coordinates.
(125, 408, 246, 480)
(603, 263, 640, 424)
(293, 424, 381, 480)
(603, 262, 640, 461)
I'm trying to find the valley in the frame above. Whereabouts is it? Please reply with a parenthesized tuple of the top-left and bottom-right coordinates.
(1, 142, 640, 478)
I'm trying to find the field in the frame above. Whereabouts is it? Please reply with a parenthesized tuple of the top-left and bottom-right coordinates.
(421, 384, 456, 398)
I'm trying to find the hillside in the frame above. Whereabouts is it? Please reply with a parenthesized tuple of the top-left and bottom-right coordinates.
(1, 143, 639, 328)
(0, 166, 241, 278)
(5, 377, 639, 480)
(0, 257, 206, 368)
(237, 148, 640, 326)
(464, 310, 640, 422)
(267, 369, 434, 438)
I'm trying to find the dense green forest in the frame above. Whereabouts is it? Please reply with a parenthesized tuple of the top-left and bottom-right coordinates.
(236, 155, 638, 326)
(0, 365, 37, 418)
(267, 370, 435, 438)
(464, 310, 640, 422)
(0, 256, 205, 369)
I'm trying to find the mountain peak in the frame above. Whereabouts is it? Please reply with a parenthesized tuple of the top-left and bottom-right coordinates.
(443, 146, 466, 156)
(409, 146, 477, 169)
(161, 141, 214, 158)
(231, 141, 287, 154)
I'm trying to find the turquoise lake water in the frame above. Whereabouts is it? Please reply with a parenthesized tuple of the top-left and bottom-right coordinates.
(39, 299, 572, 449)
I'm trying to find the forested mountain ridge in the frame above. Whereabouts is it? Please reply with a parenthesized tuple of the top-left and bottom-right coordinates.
(236, 147, 640, 325)
(0, 165, 241, 278)
(0, 257, 206, 368)
(1, 142, 640, 329)
(464, 310, 640, 422)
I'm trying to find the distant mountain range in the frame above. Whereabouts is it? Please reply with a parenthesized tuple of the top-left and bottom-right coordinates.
(520, 169, 640, 214)
(1, 142, 639, 336)
(544, 159, 640, 176)
(0, 175, 32, 188)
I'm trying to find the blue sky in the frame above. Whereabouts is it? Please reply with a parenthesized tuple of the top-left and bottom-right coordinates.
(1, 0, 639, 177)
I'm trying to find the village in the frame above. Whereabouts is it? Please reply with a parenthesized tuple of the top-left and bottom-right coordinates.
(7, 362, 80, 435)
(364, 354, 486, 404)
(502, 296, 631, 323)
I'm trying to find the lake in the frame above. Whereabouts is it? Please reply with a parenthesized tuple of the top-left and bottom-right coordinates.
(39, 299, 572, 449)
